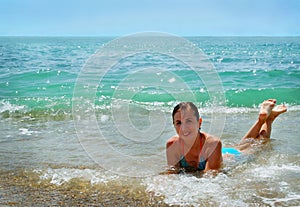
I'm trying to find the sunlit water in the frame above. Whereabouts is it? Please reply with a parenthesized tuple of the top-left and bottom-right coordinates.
(1, 36, 300, 206)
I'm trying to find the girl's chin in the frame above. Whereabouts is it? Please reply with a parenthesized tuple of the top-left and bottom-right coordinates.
(180, 135, 197, 142)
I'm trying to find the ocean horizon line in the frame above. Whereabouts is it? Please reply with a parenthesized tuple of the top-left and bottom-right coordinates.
(1, 34, 300, 38)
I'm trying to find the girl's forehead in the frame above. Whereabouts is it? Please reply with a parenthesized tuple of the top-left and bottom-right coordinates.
(174, 108, 195, 119)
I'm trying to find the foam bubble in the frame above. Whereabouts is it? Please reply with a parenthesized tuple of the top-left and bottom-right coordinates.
(100, 115, 109, 123)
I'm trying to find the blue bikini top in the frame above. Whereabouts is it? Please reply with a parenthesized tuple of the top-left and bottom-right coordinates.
(179, 155, 206, 171)
(179, 137, 206, 171)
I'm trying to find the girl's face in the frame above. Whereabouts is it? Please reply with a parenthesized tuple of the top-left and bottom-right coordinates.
(173, 108, 201, 144)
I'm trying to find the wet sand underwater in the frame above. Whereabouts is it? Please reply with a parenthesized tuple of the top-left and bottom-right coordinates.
(0, 168, 168, 207)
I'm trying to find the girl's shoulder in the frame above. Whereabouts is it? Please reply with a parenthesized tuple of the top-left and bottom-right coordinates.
(202, 132, 222, 145)
(166, 135, 180, 148)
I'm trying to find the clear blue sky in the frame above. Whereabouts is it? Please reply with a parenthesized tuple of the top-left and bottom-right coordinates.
(1, 0, 300, 36)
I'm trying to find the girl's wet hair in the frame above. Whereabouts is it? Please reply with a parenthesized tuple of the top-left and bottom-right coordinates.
(172, 102, 200, 123)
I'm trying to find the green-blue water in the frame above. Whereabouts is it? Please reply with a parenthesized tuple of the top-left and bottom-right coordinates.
(1, 37, 300, 112)
(0, 36, 299, 206)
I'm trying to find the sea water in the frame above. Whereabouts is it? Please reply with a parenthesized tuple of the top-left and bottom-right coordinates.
(0, 36, 299, 206)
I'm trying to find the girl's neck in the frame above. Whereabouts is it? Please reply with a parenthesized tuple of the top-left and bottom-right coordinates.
(187, 132, 203, 154)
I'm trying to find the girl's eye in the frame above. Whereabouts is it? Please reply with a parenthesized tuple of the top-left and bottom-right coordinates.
(175, 121, 181, 126)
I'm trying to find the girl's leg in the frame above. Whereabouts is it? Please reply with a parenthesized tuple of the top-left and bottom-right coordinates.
(259, 104, 287, 139)
(240, 99, 275, 141)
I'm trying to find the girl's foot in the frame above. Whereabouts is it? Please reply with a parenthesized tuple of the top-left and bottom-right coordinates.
(259, 99, 276, 122)
(268, 104, 287, 121)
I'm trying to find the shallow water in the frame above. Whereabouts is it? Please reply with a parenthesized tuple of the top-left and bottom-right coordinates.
(1, 109, 299, 206)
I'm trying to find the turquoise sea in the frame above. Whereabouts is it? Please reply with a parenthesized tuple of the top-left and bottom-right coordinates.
(0, 36, 299, 206)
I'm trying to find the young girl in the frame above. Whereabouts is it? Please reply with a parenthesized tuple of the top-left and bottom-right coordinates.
(166, 99, 287, 173)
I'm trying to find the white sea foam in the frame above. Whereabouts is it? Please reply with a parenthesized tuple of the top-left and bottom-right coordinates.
(143, 173, 247, 207)
(249, 163, 300, 178)
(19, 128, 39, 135)
(35, 168, 120, 186)
(143, 154, 300, 207)
(0, 100, 26, 113)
